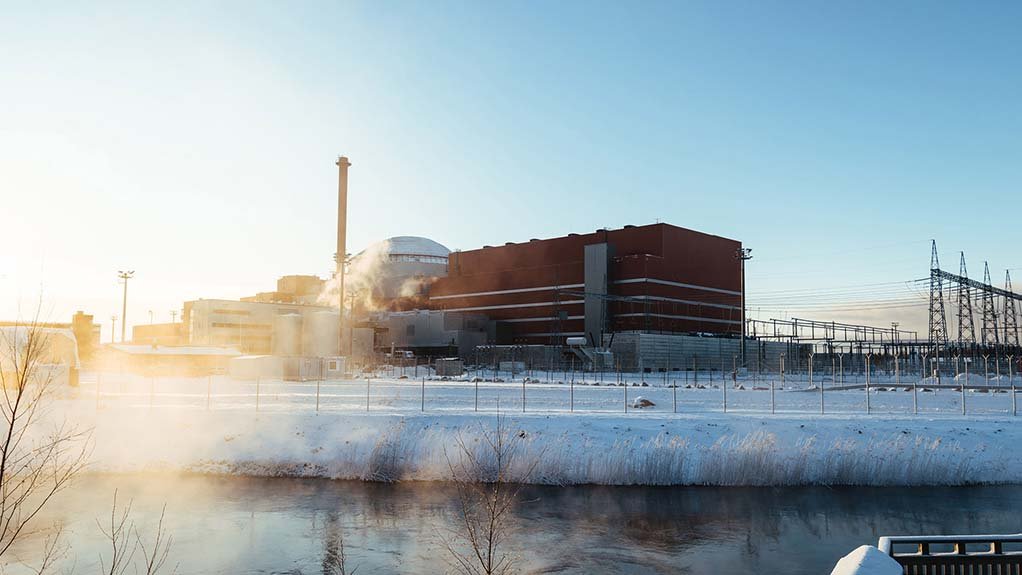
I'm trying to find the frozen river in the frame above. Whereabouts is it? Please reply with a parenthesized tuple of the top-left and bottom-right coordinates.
(8, 474, 1022, 574)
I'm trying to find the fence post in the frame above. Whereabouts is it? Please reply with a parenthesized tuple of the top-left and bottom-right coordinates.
(895, 354, 900, 388)
(775, 353, 782, 415)
(961, 372, 967, 415)
(421, 376, 425, 412)
(1010, 355, 1015, 389)
(1010, 356, 1016, 417)
(865, 354, 871, 415)
(624, 380, 628, 413)
(722, 357, 729, 414)
(366, 378, 370, 412)
(475, 377, 479, 412)
(913, 380, 918, 415)
(522, 378, 525, 413)
(817, 356, 825, 415)
(673, 379, 677, 413)
(316, 378, 321, 412)
(570, 375, 574, 413)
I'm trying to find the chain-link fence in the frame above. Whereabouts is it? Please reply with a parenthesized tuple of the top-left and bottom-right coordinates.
(80, 364, 1021, 417)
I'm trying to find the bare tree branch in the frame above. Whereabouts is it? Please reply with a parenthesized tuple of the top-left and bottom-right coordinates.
(440, 413, 543, 575)
(0, 308, 93, 571)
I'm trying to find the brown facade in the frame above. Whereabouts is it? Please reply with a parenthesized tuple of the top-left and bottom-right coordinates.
(429, 223, 742, 344)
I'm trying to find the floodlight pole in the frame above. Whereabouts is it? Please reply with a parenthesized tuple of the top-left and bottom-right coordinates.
(737, 248, 753, 368)
(117, 270, 134, 343)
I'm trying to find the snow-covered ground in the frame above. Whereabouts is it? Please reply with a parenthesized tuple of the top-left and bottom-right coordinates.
(39, 370, 1022, 486)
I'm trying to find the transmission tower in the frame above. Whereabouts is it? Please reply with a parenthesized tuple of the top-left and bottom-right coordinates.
(956, 252, 976, 350)
(981, 262, 1000, 348)
(927, 241, 949, 357)
(1004, 270, 1020, 349)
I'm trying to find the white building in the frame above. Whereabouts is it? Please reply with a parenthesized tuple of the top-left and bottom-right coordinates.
(183, 299, 338, 355)
(0, 326, 80, 386)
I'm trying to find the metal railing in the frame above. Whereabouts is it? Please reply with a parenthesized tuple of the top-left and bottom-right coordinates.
(879, 534, 1022, 574)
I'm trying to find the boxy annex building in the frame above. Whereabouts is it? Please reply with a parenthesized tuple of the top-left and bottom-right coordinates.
(428, 223, 744, 346)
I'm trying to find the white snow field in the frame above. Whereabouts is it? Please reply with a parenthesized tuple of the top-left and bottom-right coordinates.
(49, 369, 1022, 486)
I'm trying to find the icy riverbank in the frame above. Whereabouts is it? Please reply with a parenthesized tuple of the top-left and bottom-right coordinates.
(59, 402, 1020, 486)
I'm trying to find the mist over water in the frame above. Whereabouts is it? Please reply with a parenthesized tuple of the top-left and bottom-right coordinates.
(9, 474, 1022, 574)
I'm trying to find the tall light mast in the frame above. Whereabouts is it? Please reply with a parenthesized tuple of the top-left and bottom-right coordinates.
(117, 270, 134, 343)
(737, 248, 752, 367)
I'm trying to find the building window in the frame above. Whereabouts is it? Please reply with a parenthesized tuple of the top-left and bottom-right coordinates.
(328, 361, 338, 370)
(212, 309, 252, 316)
(406, 324, 415, 337)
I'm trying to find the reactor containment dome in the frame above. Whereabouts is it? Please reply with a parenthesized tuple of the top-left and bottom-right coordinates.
(349, 236, 451, 306)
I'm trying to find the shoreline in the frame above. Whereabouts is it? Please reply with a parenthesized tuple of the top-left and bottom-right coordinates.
(58, 402, 1021, 487)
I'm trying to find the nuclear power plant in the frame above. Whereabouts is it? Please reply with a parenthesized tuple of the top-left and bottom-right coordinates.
(129, 154, 797, 377)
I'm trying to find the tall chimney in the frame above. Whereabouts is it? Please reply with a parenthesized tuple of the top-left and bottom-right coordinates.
(336, 155, 350, 356)
(336, 156, 350, 279)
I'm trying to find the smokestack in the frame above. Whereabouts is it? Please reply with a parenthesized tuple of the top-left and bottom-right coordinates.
(336, 156, 351, 277)
(336, 155, 350, 356)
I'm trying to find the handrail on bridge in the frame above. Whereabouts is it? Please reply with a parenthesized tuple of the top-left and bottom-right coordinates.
(878, 534, 1022, 572)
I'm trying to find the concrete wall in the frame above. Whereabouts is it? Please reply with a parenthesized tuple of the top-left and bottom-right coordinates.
(377, 310, 489, 356)
(606, 332, 804, 372)
(584, 242, 610, 347)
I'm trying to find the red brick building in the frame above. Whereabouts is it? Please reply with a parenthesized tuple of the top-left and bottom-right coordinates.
(428, 223, 742, 345)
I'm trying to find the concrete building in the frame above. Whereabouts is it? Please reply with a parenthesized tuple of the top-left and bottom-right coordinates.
(372, 309, 489, 357)
(0, 325, 81, 386)
(428, 223, 743, 345)
(105, 344, 241, 376)
(241, 274, 325, 305)
(0, 311, 100, 364)
(183, 299, 337, 355)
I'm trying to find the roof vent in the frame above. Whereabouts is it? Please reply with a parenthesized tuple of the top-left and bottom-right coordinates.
(530, 238, 539, 242)
(624, 224, 635, 229)
(483, 245, 493, 249)
(505, 242, 514, 246)
(568, 233, 579, 237)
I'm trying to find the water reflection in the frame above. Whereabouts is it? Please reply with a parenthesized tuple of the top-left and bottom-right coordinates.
(9, 475, 1022, 575)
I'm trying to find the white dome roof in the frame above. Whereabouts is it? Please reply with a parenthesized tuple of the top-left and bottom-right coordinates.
(370, 236, 450, 259)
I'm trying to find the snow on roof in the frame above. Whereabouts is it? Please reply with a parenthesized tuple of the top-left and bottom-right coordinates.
(369, 236, 451, 258)
(0, 326, 80, 365)
(109, 344, 243, 357)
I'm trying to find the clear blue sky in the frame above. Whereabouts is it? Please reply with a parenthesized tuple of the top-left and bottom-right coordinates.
(2, 1, 1020, 339)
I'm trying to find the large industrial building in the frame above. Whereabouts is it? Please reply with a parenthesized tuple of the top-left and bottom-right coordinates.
(428, 223, 742, 346)
(131, 155, 798, 374)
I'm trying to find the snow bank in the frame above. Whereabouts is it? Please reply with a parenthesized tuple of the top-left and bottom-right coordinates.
(830, 546, 901, 575)
(50, 401, 1022, 486)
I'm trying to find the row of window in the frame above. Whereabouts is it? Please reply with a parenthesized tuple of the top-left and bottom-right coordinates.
(388, 254, 448, 265)
(212, 309, 252, 316)
(210, 322, 273, 330)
